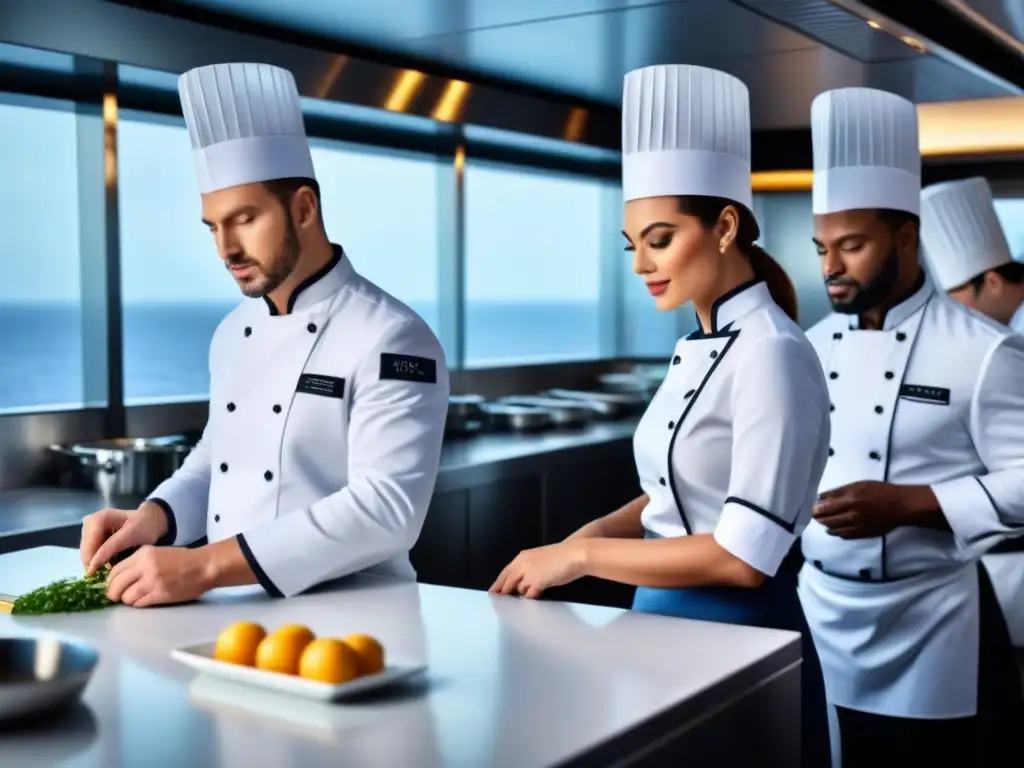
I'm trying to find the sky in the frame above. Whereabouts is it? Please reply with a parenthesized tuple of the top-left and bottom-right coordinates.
(0, 100, 610, 305)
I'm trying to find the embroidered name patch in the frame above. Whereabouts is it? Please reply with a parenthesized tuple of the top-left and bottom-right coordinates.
(380, 353, 437, 384)
(296, 374, 345, 399)
(899, 384, 950, 406)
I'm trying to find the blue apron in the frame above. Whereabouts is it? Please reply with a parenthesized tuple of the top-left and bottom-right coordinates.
(633, 545, 831, 767)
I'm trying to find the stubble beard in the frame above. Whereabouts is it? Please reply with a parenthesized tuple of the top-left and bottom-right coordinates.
(827, 243, 900, 315)
(229, 218, 302, 299)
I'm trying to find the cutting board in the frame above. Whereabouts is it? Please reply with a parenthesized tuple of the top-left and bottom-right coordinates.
(0, 546, 86, 614)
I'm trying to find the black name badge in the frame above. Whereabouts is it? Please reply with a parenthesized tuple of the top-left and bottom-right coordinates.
(380, 353, 437, 384)
(899, 383, 950, 406)
(296, 374, 346, 399)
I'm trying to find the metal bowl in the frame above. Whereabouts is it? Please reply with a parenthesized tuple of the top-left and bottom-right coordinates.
(0, 637, 99, 723)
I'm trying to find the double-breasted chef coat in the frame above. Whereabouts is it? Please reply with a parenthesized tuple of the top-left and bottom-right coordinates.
(982, 299, 1024, 647)
(636, 280, 831, 576)
(798, 273, 1024, 718)
(148, 245, 451, 598)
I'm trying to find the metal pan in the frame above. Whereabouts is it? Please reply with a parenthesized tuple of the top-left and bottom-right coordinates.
(445, 395, 488, 437)
(543, 388, 648, 418)
(0, 637, 99, 724)
(479, 403, 553, 433)
(498, 396, 595, 429)
(50, 436, 192, 499)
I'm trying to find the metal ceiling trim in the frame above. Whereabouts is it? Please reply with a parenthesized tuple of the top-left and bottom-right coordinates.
(828, 0, 1024, 94)
(0, 0, 621, 150)
(934, 0, 1024, 58)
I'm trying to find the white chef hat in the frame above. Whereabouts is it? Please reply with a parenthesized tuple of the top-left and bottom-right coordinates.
(178, 62, 316, 194)
(621, 64, 752, 212)
(811, 87, 920, 216)
(920, 177, 1013, 290)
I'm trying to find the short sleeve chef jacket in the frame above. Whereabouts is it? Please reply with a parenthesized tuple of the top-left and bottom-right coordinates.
(147, 246, 450, 597)
(636, 280, 832, 576)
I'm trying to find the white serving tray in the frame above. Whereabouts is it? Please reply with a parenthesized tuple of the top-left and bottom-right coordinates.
(170, 640, 426, 702)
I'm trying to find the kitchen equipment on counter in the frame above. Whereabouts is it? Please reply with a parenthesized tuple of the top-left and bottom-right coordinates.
(445, 394, 487, 437)
(49, 436, 192, 498)
(479, 403, 553, 433)
(0, 637, 100, 723)
(498, 395, 596, 429)
(544, 388, 649, 419)
(598, 372, 650, 395)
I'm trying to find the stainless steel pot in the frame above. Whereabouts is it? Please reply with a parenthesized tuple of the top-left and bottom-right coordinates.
(49, 436, 192, 499)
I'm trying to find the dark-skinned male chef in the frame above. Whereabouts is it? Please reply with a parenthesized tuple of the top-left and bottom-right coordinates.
(797, 86, 1024, 768)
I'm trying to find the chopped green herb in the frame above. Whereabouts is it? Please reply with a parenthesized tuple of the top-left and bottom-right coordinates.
(11, 565, 116, 615)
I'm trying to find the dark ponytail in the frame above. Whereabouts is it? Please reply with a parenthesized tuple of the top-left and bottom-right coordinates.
(676, 196, 799, 324)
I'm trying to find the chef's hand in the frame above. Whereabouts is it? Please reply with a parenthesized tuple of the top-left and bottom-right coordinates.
(812, 481, 908, 539)
(489, 541, 588, 599)
(81, 502, 169, 576)
(105, 545, 211, 608)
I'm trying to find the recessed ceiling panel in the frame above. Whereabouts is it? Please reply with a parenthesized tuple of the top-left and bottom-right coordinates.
(146, 0, 1022, 127)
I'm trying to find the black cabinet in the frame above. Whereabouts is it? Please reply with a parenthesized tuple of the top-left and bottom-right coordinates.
(467, 476, 544, 590)
(541, 448, 640, 609)
(411, 490, 469, 587)
(413, 435, 640, 610)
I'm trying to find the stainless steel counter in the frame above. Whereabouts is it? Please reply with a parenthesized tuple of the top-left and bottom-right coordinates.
(0, 546, 801, 767)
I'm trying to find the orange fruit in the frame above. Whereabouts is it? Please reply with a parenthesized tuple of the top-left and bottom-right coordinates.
(213, 621, 267, 666)
(343, 633, 386, 676)
(298, 638, 361, 684)
(271, 624, 315, 646)
(255, 624, 316, 675)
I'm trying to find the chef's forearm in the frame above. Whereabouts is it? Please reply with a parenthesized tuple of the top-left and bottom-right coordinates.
(900, 484, 952, 531)
(581, 534, 763, 588)
(567, 494, 648, 541)
(201, 537, 258, 589)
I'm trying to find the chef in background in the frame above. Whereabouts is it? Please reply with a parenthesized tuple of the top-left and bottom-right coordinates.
(79, 62, 450, 605)
(918, 175, 1024, 757)
(922, 177, 1024, 332)
(798, 87, 1024, 767)
(491, 63, 832, 766)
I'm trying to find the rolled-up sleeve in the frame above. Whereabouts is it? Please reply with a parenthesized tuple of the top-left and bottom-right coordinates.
(714, 336, 831, 576)
(932, 333, 1024, 555)
(237, 318, 450, 597)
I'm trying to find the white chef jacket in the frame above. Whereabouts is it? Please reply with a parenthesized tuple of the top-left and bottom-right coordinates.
(147, 246, 450, 598)
(798, 274, 1024, 718)
(636, 280, 831, 576)
(981, 295, 1024, 646)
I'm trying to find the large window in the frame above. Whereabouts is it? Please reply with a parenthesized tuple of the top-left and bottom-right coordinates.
(0, 95, 83, 413)
(993, 198, 1024, 257)
(118, 114, 443, 404)
(118, 112, 239, 404)
(463, 161, 607, 367)
(755, 193, 832, 329)
(310, 141, 441, 336)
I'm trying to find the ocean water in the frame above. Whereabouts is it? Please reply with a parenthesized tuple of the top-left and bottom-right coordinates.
(0, 302, 605, 411)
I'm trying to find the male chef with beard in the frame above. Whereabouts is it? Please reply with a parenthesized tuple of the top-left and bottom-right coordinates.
(78, 62, 450, 604)
(797, 87, 1024, 768)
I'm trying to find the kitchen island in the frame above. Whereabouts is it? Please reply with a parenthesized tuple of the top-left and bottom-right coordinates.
(1, 546, 802, 767)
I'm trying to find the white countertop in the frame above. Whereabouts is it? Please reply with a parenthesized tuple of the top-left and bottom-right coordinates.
(0, 547, 800, 767)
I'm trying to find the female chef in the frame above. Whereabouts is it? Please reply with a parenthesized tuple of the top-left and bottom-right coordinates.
(490, 64, 832, 766)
